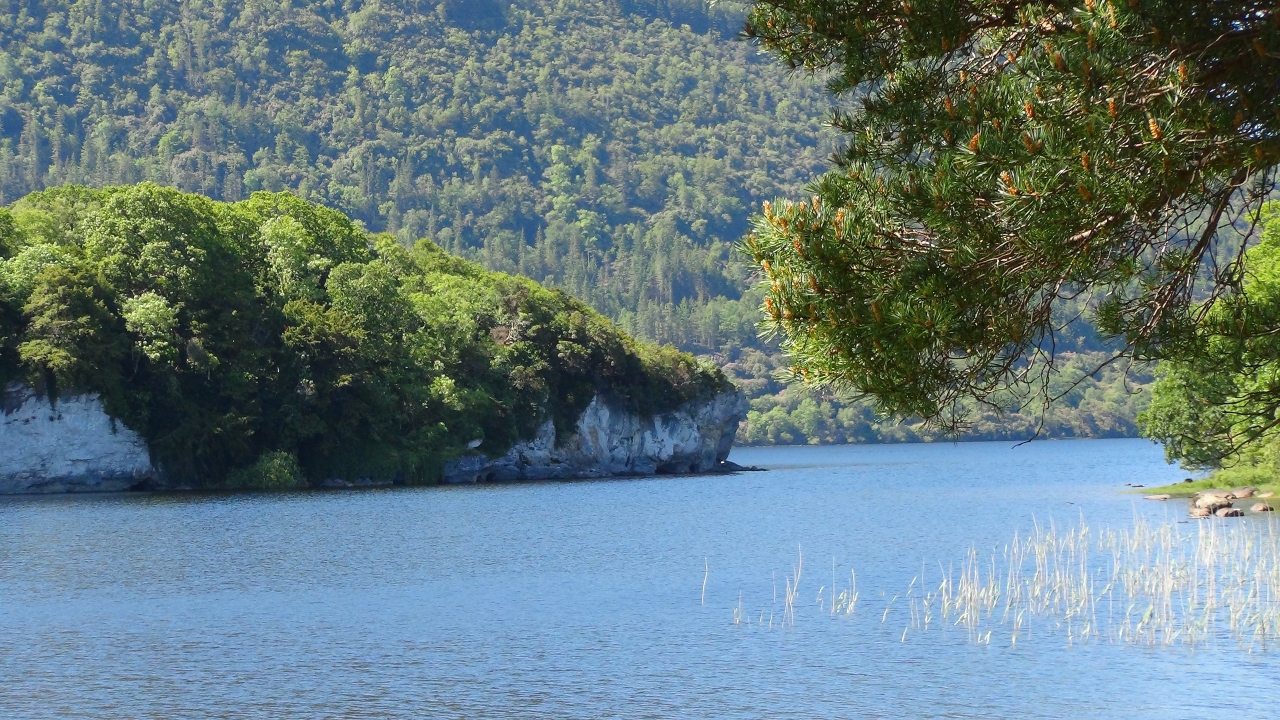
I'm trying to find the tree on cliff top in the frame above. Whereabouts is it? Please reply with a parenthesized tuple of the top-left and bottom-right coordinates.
(0, 184, 727, 486)
(742, 0, 1280, 432)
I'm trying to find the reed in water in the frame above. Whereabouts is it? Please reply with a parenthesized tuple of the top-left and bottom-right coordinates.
(732, 515, 1280, 649)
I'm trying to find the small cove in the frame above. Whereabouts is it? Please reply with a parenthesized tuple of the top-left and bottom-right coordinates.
(1, 438, 1275, 718)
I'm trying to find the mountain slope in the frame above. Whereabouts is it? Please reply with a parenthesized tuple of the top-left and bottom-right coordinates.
(0, 0, 832, 351)
(0, 0, 1151, 443)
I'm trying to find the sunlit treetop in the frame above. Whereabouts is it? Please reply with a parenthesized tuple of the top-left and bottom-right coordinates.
(742, 0, 1280, 431)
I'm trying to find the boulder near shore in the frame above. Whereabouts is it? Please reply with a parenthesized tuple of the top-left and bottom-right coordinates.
(1186, 488, 1279, 518)
(1193, 493, 1236, 514)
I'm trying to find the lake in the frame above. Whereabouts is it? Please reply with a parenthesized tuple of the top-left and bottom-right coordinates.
(1, 438, 1276, 718)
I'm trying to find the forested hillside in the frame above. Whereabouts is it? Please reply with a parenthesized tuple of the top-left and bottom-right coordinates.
(0, 0, 831, 350)
(0, 0, 1151, 443)
(0, 183, 727, 485)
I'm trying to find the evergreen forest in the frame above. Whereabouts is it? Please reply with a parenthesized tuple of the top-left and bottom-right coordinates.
(0, 0, 1150, 444)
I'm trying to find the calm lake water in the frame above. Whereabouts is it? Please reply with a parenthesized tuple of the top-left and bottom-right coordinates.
(1, 438, 1276, 718)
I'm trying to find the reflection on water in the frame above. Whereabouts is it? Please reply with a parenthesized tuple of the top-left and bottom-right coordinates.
(0, 439, 1274, 718)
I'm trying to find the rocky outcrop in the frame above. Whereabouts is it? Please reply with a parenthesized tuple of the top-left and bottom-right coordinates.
(0, 384, 747, 492)
(1192, 492, 1236, 516)
(0, 384, 155, 493)
(442, 390, 747, 483)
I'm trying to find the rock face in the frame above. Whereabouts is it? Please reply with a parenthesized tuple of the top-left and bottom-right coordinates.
(442, 390, 747, 484)
(1192, 491, 1233, 515)
(0, 384, 747, 492)
(0, 384, 155, 493)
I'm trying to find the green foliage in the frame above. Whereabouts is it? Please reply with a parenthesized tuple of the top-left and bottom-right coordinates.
(0, 0, 832, 354)
(18, 263, 128, 398)
(225, 451, 306, 490)
(729, 348, 1149, 445)
(0, 0, 1160, 447)
(1144, 454, 1279, 495)
(743, 0, 1280, 432)
(1142, 203, 1280, 471)
(1, 183, 726, 486)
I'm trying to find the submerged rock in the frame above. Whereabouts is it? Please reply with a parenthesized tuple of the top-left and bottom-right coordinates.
(442, 390, 747, 483)
(0, 384, 155, 493)
(1144, 494, 1171, 501)
(1189, 506, 1211, 519)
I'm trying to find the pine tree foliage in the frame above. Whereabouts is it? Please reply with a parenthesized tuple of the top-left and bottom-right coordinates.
(743, 0, 1280, 431)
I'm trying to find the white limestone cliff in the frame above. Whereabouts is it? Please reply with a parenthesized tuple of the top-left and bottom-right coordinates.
(0, 384, 155, 494)
(0, 384, 746, 492)
(442, 390, 747, 483)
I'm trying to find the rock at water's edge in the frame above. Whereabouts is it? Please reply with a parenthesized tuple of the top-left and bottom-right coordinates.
(442, 390, 747, 483)
(0, 384, 747, 492)
(1194, 494, 1235, 513)
(0, 384, 154, 493)
(1197, 489, 1235, 499)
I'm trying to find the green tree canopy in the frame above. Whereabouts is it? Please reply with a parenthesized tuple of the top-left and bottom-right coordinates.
(0, 0, 830, 354)
(0, 183, 727, 486)
(1141, 203, 1280, 469)
(743, 0, 1280, 430)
